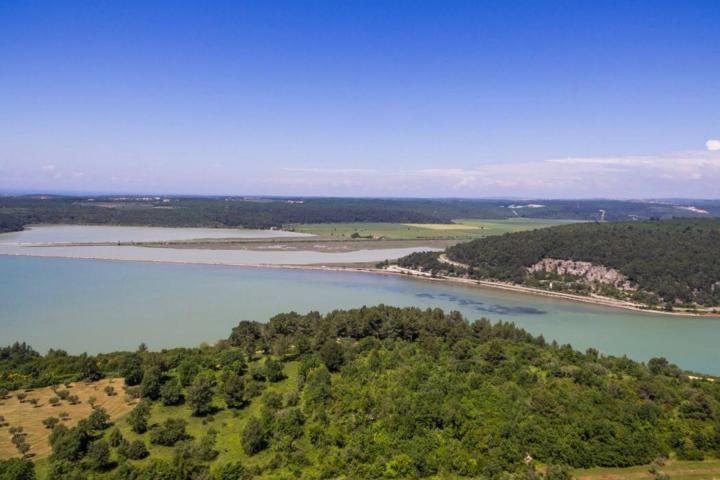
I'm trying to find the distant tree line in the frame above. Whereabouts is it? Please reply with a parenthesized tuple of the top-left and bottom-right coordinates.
(0, 213, 25, 233)
(2, 196, 719, 233)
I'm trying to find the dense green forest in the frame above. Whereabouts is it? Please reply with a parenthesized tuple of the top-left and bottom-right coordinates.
(399, 219, 720, 308)
(1, 196, 719, 233)
(1, 306, 719, 479)
(0, 213, 25, 234)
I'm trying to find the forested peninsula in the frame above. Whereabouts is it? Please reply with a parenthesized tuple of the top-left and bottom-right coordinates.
(398, 219, 720, 311)
(1, 306, 719, 479)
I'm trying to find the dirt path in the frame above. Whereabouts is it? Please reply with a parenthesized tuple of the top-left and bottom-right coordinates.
(438, 253, 470, 269)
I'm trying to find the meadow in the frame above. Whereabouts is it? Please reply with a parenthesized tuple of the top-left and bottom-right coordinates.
(288, 218, 577, 240)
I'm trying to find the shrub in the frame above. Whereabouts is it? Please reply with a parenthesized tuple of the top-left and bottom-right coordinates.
(160, 377, 183, 406)
(43, 417, 60, 429)
(108, 427, 124, 447)
(119, 439, 149, 460)
(215, 461, 246, 480)
(85, 440, 111, 471)
(264, 360, 285, 382)
(187, 373, 215, 416)
(127, 400, 151, 434)
(150, 418, 189, 446)
(241, 417, 267, 455)
(222, 373, 245, 409)
(87, 407, 111, 430)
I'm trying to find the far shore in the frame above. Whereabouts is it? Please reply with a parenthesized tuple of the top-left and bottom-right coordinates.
(1, 250, 718, 319)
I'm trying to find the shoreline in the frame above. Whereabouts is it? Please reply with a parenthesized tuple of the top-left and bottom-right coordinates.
(1, 251, 717, 318)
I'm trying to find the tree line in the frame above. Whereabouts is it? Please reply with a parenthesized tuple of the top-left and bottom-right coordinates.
(2, 196, 719, 233)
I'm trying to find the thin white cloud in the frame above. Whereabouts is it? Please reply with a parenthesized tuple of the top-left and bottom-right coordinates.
(266, 148, 720, 197)
(282, 167, 377, 174)
(707, 139, 720, 151)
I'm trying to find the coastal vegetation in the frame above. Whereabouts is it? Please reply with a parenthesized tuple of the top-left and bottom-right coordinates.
(1, 306, 719, 479)
(399, 219, 720, 310)
(0, 214, 24, 234)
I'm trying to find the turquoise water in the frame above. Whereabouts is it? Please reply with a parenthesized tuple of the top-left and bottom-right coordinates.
(1, 255, 718, 375)
(0, 225, 440, 265)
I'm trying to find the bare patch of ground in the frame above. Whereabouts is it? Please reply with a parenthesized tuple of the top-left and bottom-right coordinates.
(0, 378, 132, 459)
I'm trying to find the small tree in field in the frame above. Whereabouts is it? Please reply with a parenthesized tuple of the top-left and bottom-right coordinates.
(108, 428, 124, 447)
(264, 360, 285, 382)
(187, 373, 215, 416)
(43, 417, 60, 429)
(16, 440, 31, 458)
(127, 400, 151, 434)
(223, 373, 245, 409)
(241, 417, 267, 455)
(85, 440, 111, 471)
(160, 377, 183, 406)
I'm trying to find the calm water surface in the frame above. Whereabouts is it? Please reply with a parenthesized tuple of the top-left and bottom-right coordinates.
(1, 255, 718, 375)
(0, 225, 440, 265)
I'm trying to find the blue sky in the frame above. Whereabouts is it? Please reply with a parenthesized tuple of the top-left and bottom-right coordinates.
(1, 0, 719, 198)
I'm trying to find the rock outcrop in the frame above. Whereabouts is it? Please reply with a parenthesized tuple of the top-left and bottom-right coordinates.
(527, 258, 636, 291)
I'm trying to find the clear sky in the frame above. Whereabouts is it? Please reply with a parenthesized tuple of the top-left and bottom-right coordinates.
(1, 0, 719, 198)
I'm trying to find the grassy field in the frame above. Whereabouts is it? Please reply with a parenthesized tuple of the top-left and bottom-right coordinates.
(31, 358, 302, 478)
(0, 378, 131, 460)
(107, 358, 301, 474)
(575, 459, 720, 480)
(288, 218, 578, 240)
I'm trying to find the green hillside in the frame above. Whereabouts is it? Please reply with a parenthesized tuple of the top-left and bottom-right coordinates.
(400, 219, 720, 309)
(2, 306, 720, 479)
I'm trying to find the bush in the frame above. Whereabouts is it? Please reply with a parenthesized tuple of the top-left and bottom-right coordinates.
(119, 439, 149, 460)
(264, 359, 285, 382)
(222, 373, 245, 409)
(43, 416, 60, 429)
(0, 458, 36, 480)
(85, 440, 111, 471)
(87, 407, 111, 430)
(319, 341, 345, 372)
(160, 377, 183, 406)
(241, 417, 267, 455)
(108, 428, 124, 447)
(214, 461, 246, 480)
(187, 373, 215, 416)
(140, 366, 163, 400)
(150, 418, 189, 446)
(127, 400, 151, 434)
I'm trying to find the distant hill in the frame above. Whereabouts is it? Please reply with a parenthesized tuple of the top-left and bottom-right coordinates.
(1, 196, 719, 233)
(399, 219, 720, 309)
